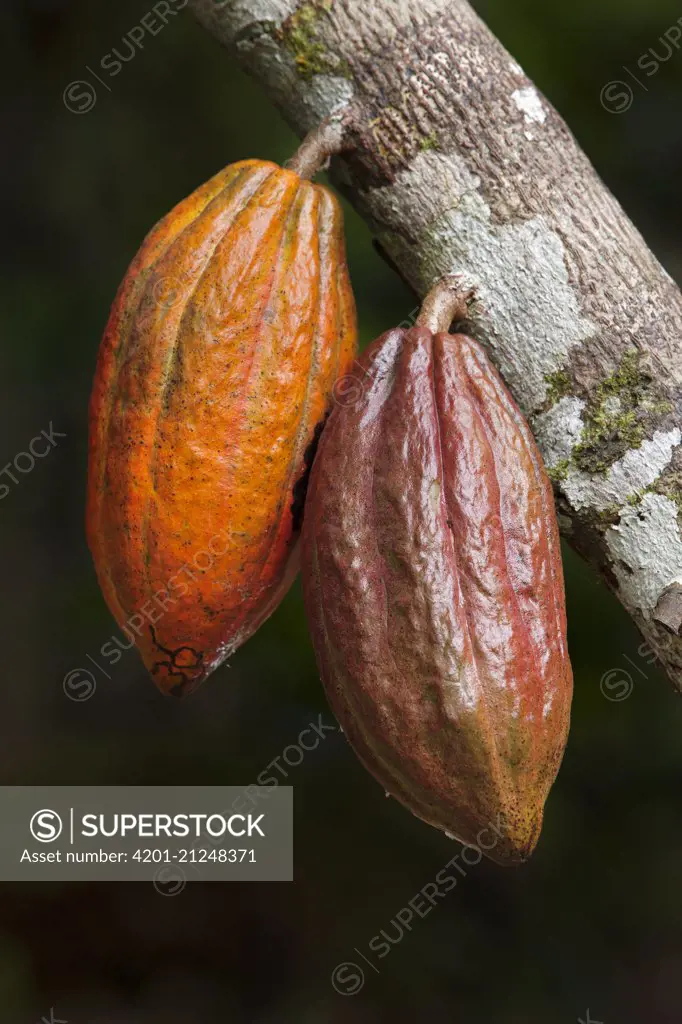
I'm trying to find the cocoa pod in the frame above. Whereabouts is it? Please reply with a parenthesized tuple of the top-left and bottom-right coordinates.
(87, 158, 357, 695)
(301, 319, 572, 864)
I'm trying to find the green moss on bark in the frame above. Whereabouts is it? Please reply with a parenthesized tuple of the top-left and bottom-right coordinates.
(278, 1, 352, 80)
(651, 465, 682, 516)
(547, 459, 570, 483)
(572, 351, 672, 474)
(544, 369, 572, 406)
(419, 131, 440, 152)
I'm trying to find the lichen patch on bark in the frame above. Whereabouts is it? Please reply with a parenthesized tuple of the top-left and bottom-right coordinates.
(607, 493, 682, 614)
(363, 150, 597, 412)
(511, 86, 547, 124)
(534, 396, 586, 469)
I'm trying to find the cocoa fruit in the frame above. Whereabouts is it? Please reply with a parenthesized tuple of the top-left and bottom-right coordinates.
(87, 157, 357, 695)
(301, 287, 573, 864)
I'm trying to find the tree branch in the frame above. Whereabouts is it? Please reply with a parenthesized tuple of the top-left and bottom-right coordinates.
(190, 0, 682, 690)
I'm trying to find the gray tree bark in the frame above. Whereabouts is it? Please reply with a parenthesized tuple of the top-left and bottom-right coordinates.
(190, 0, 682, 691)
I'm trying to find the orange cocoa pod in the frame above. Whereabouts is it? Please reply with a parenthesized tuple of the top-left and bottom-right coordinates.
(87, 158, 357, 695)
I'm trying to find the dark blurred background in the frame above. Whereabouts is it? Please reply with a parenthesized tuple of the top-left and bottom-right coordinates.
(2, 0, 682, 1020)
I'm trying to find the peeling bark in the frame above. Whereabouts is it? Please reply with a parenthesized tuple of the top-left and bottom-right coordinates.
(190, 0, 682, 691)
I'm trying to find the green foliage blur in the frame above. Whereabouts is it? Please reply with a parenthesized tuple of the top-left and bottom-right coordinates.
(2, 0, 682, 1020)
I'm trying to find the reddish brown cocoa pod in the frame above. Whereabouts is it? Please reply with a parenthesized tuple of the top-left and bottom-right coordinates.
(301, 291, 573, 864)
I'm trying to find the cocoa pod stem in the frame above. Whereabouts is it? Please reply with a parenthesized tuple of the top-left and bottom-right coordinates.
(416, 276, 476, 334)
(285, 111, 356, 180)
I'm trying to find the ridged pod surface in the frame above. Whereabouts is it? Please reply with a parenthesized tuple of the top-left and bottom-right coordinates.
(301, 326, 573, 864)
(88, 159, 356, 695)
